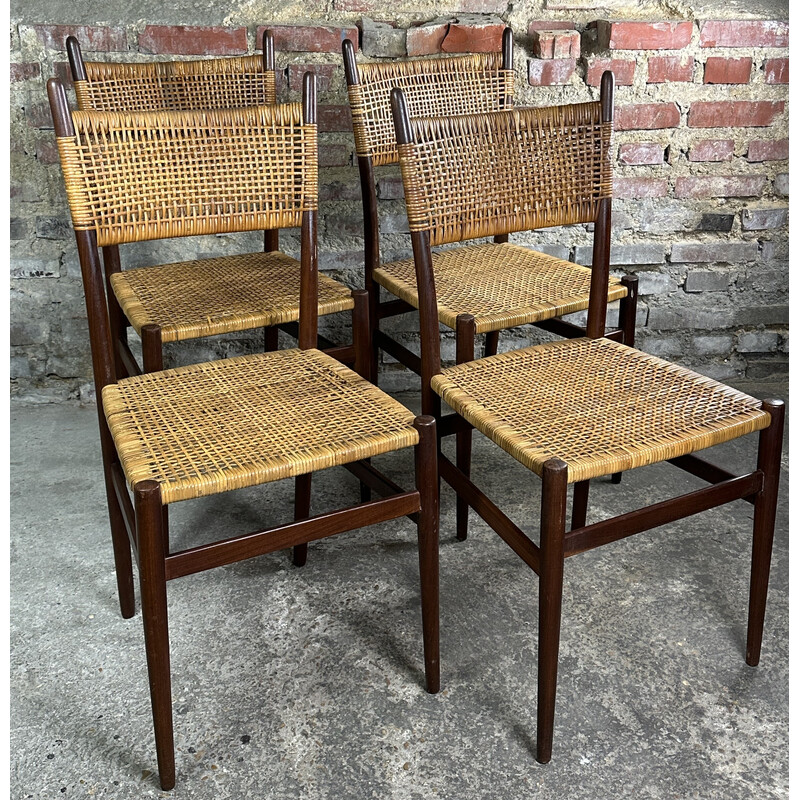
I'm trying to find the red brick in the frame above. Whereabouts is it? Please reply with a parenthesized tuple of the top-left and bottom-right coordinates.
(764, 58, 788, 84)
(529, 21, 576, 33)
(318, 105, 352, 132)
(528, 59, 575, 86)
(10, 63, 40, 82)
(618, 143, 665, 165)
(36, 140, 60, 165)
(747, 139, 789, 162)
(703, 57, 752, 84)
(288, 63, 338, 93)
(585, 57, 635, 86)
(647, 56, 693, 83)
(407, 22, 449, 56)
(532, 29, 580, 59)
(675, 176, 766, 199)
(595, 20, 692, 50)
(441, 22, 505, 53)
(615, 103, 680, 131)
(28, 24, 127, 52)
(613, 177, 669, 198)
(688, 139, 735, 162)
(139, 26, 246, 55)
(689, 101, 784, 128)
(699, 20, 788, 48)
(262, 25, 359, 53)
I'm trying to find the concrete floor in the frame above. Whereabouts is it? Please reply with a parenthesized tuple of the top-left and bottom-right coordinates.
(10, 384, 788, 799)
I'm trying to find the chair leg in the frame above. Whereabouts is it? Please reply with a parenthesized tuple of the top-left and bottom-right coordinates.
(746, 399, 785, 666)
(571, 480, 590, 530)
(352, 289, 372, 502)
(134, 480, 175, 791)
(264, 325, 279, 352)
(293, 473, 312, 567)
(455, 315, 476, 541)
(368, 282, 381, 385)
(537, 459, 568, 764)
(414, 416, 440, 694)
(141, 324, 163, 373)
(484, 330, 499, 358)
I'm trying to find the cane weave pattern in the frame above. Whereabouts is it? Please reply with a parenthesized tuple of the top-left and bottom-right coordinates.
(75, 56, 276, 112)
(347, 53, 513, 167)
(56, 104, 317, 247)
(103, 348, 419, 504)
(432, 337, 770, 484)
(374, 242, 627, 334)
(110, 252, 355, 342)
(398, 104, 611, 246)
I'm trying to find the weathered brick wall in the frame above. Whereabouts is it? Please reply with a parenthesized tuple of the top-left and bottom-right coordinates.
(10, 2, 788, 401)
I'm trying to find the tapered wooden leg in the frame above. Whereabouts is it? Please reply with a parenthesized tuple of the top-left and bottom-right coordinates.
(141, 324, 163, 374)
(611, 276, 638, 486)
(293, 473, 312, 567)
(484, 330, 499, 358)
(746, 399, 785, 666)
(571, 480, 589, 530)
(367, 282, 381, 385)
(537, 458, 568, 764)
(264, 326, 279, 352)
(352, 289, 372, 502)
(414, 415, 440, 694)
(455, 315, 476, 541)
(135, 480, 174, 791)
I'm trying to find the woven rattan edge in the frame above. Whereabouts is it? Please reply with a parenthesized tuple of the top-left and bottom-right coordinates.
(102, 348, 420, 504)
(432, 338, 771, 484)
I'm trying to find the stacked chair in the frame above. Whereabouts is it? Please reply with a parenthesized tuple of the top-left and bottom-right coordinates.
(343, 31, 639, 539)
(48, 28, 784, 791)
(48, 72, 439, 791)
(388, 72, 783, 763)
(65, 31, 360, 377)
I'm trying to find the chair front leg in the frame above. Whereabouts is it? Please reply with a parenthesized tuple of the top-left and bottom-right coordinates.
(414, 415, 440, 694)
(293, 473, 312, 567)
(264, 326, 279, 352)
(141, 324, 164, 374)
(484, 330, 500, 358)
(537, 458, 568, 764)
(134, 480, 175, 791)
(746, 398, 785, 666)
(611, 275, 639, 485)
(455, 314, 476, 541)
(571, 480, 590, 530)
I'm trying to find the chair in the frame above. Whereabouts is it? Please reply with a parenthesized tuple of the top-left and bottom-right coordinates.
(389, 73, 783, 763)
(48, 73, 439, 791)
(65, 31, 360, 375)
(343, 32, 639, 537)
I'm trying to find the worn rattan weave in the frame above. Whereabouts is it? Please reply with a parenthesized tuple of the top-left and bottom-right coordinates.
(347, 53, 513, 167)
(75, 55, 277, 112)
(432, 337, 770, 484)
(110, 252, 355, 342)
(103, 348, 419, 504)
(374, 242, 627, 334)
(398, 104, 611, 246)
(56, 104, 317, 247)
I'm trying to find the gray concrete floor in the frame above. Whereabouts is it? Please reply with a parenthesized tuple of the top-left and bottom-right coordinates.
(11, 384, 788, 799)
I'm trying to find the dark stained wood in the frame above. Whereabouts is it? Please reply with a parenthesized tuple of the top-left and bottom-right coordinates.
(352, 289, 370, 379)
(501, 27, 513, 72)
(343, 460, 418, 523)
(117, 338, 142, 378)
(483, 330, 500, 358)
(455, 314, 476, 541)
(535, 317, 590, 340)
(164, 492, 422, 580)
(374, 331, 421, 374)
(141, 324, 164, 373)
(264, 230, 280, 252)
(571, 480, 590, 530)
(746, 399, 785, 666)
(668, 453, 750, 498)
(620, 274, 638, 347)
(264, 326, 279, 352)
(101, 245, 129, 379)
(436, 412, 472, 439)
(537, 457, 568, 764)
(111, 462, 138, 555)
(292, 473, 312, 567)
(378, 299, 416, 319)
(262, 29, 274, 71)
(586, 197, 612, 340)
(66, 36, 87, 81)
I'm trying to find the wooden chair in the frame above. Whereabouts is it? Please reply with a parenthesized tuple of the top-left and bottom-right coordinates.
(390, 73, 783, 764)
(343, 32, 638, 536)
(48, 73, 439, 791)
(65, 30, 360, 374)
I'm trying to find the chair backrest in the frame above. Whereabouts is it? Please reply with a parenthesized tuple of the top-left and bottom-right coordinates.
(343, 31, 514, 168)
(68, 30, 277, 112)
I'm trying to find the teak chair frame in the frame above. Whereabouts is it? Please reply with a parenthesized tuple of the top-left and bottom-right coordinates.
(343, 31, 638, 534)
(390, 73, 784, 764)
(66, 30, 360, 375)
(49, 73, 439, 791)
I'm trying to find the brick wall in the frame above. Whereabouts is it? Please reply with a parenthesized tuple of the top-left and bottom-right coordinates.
(10, 5, 789, 401)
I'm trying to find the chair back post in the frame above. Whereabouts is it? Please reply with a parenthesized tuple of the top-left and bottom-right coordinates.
(585, 70, 615, 340)
(262, 29, 275, 72)
(502, 27, 513, 71)
(391, 87, 442, 415)
(66, 35, 87, 81)
(298, 71, 319, 350)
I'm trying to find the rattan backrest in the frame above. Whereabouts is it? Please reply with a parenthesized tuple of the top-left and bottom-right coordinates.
(55, 103, 318, 247)
(68, 32, 276, 112)
(345, 44, 514, 167)
(395, 102, 612, 246)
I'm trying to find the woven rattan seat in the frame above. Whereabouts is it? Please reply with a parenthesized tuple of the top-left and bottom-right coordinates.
(110, 252, 355, 343)
(104, 348, 418, 504)
(433, 337, 770, 484)
(374, 243, 627, 334)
